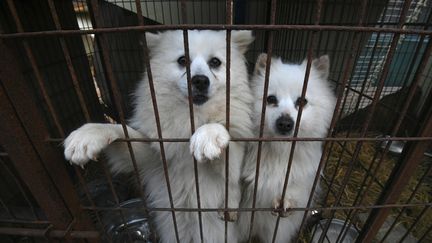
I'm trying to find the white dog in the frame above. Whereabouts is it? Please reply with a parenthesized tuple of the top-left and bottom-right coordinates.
(64, 30, 254, 243)
(238, 54, 336, 243)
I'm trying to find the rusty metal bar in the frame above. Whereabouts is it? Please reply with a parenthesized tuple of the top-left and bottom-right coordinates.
(2, 2, 101, 240)
(400, 205, 431, 242)
(133, 4, 162, 242)
(337, 27, 432, 243)
(0, 74, 71, 228)
(295, 0, 371, 240)
(47, 136, 432, 143)
(224, 1, 233, 243)
(418, 222, 432, 242)
(81, 202, 432, 212)
(180, 0, 204, 241)
(0, 40, 99, 240)
(379, 157, 432, 242)
(0, 158, 38, 219)
(91, 0, 182, 240)
(128, 3, 159, 242)
(271, 0, 324, 241)
(247, 0, 277, 242)
(0, 227, 99, 239)
(321, 30, 384, 204)
(0, 197, 16, 219)
(182, 29, 205, 243)
(87, 0, 146, 197)
(356, 86, 432, 243)
(5, 0, 64, 136)
(2, 25, 432, 39)
(319, 1, 413, 241)
(46, 0, 90, 121)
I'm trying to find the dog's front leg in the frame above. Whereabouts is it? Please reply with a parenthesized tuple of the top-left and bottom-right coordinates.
(189, 123, 230, 163)
(64, 123, 143, 167)
(218, 180, 241, 222)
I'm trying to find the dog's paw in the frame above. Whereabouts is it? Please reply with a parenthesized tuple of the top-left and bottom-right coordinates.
(218, 211, 238, 222)
(189, 123, 230, 162)
(64, 124, 118, 168)
(271, 197, 296, 217)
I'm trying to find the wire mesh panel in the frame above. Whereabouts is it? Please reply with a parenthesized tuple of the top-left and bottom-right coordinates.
(0, 0, 431, 242)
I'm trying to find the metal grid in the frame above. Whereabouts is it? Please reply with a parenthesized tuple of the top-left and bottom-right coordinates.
(0, 0, 431, 242)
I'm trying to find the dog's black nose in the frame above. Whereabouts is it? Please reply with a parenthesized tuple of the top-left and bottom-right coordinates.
(276, 115, 294, 134)
(192, 75, 209, 92)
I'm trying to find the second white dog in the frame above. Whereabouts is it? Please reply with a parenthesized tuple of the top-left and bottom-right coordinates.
(239, 54, 336, 243)
(64, 30, 254, 243)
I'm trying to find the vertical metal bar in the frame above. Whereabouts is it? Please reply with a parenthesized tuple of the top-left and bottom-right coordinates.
(0, 38, 99, 241)
(5, 0, 64, 137)
(338, 32, 432, 243)
(179, 0, 205, 241)
(294, 1, 371, 240)
(133, 0, 158, 231)
(271, 0, 323, 242)
(179, 1, 204, 241)
(356, 91, 432, 243)
(322, 30, 383, 204)
(319, 1, 413, 241)
(247, 0, 277, 242)
(135, 0, 173, 240)
(224, 1, 233, 243)
(0, 157, 38, 219)
(401, 205, 431, 242)
(418, 221, 432, 242)
(379, 157, 432, 242)
(46, 0, 91, 121)
(88, 0, 182, 240)
(321, 1, 392, 204)
(0, 80, 72, 228)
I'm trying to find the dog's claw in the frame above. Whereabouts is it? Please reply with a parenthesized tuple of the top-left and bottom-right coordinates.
(92, 156, 98, 161)
(80, 164, 85, 169)
(272, 197, 295, 218)
(218, 211, 238, 222)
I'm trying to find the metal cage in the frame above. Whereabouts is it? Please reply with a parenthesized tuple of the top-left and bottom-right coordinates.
(0, 0, 431, 242)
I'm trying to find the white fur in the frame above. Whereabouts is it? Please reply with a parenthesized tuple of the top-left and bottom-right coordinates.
(238, 54, 336, 243)
(64, 30, 254, 243)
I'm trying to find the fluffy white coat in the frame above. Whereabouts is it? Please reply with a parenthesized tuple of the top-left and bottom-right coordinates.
(238, 54, 336, 243)
(64, 30, 254, 243)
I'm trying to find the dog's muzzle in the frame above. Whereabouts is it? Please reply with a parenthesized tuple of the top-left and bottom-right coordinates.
(275, 115, 294, 135)
(191, 75, 209, 105)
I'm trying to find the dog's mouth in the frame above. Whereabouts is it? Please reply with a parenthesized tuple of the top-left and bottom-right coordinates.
(276, 130, 293, 137)
(192, 94, 209, 105)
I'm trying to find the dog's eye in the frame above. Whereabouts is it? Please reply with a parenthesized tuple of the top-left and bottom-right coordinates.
(209, 57, 221, 68)
(177, 56, 187, 66)
(266, 95, 278, 105)
(295, 97, 308, 108)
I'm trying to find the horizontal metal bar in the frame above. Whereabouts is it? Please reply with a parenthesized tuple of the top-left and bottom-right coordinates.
(0, 219, 51, 225)
(0, 227, 99, 239)
(47, 136, 432, 143)
(81, 202, 432, 213)
(1, 24, 431, 39)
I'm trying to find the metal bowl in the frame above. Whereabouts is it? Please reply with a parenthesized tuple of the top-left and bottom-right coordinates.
(311, 219, 358, 243)
(103, 198, 154, 243)
(379, 136, 406, 155)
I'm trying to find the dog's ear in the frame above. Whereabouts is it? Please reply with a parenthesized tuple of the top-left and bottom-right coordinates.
(144, 32, 161, 50)
(312, 55, 330, 80)
(231, 30, 254, 54)
(254, 53, 267, 76)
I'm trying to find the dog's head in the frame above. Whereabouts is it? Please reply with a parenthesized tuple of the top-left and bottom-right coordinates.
(145, 30, 254, 106)
(252, 54, 336, 138)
